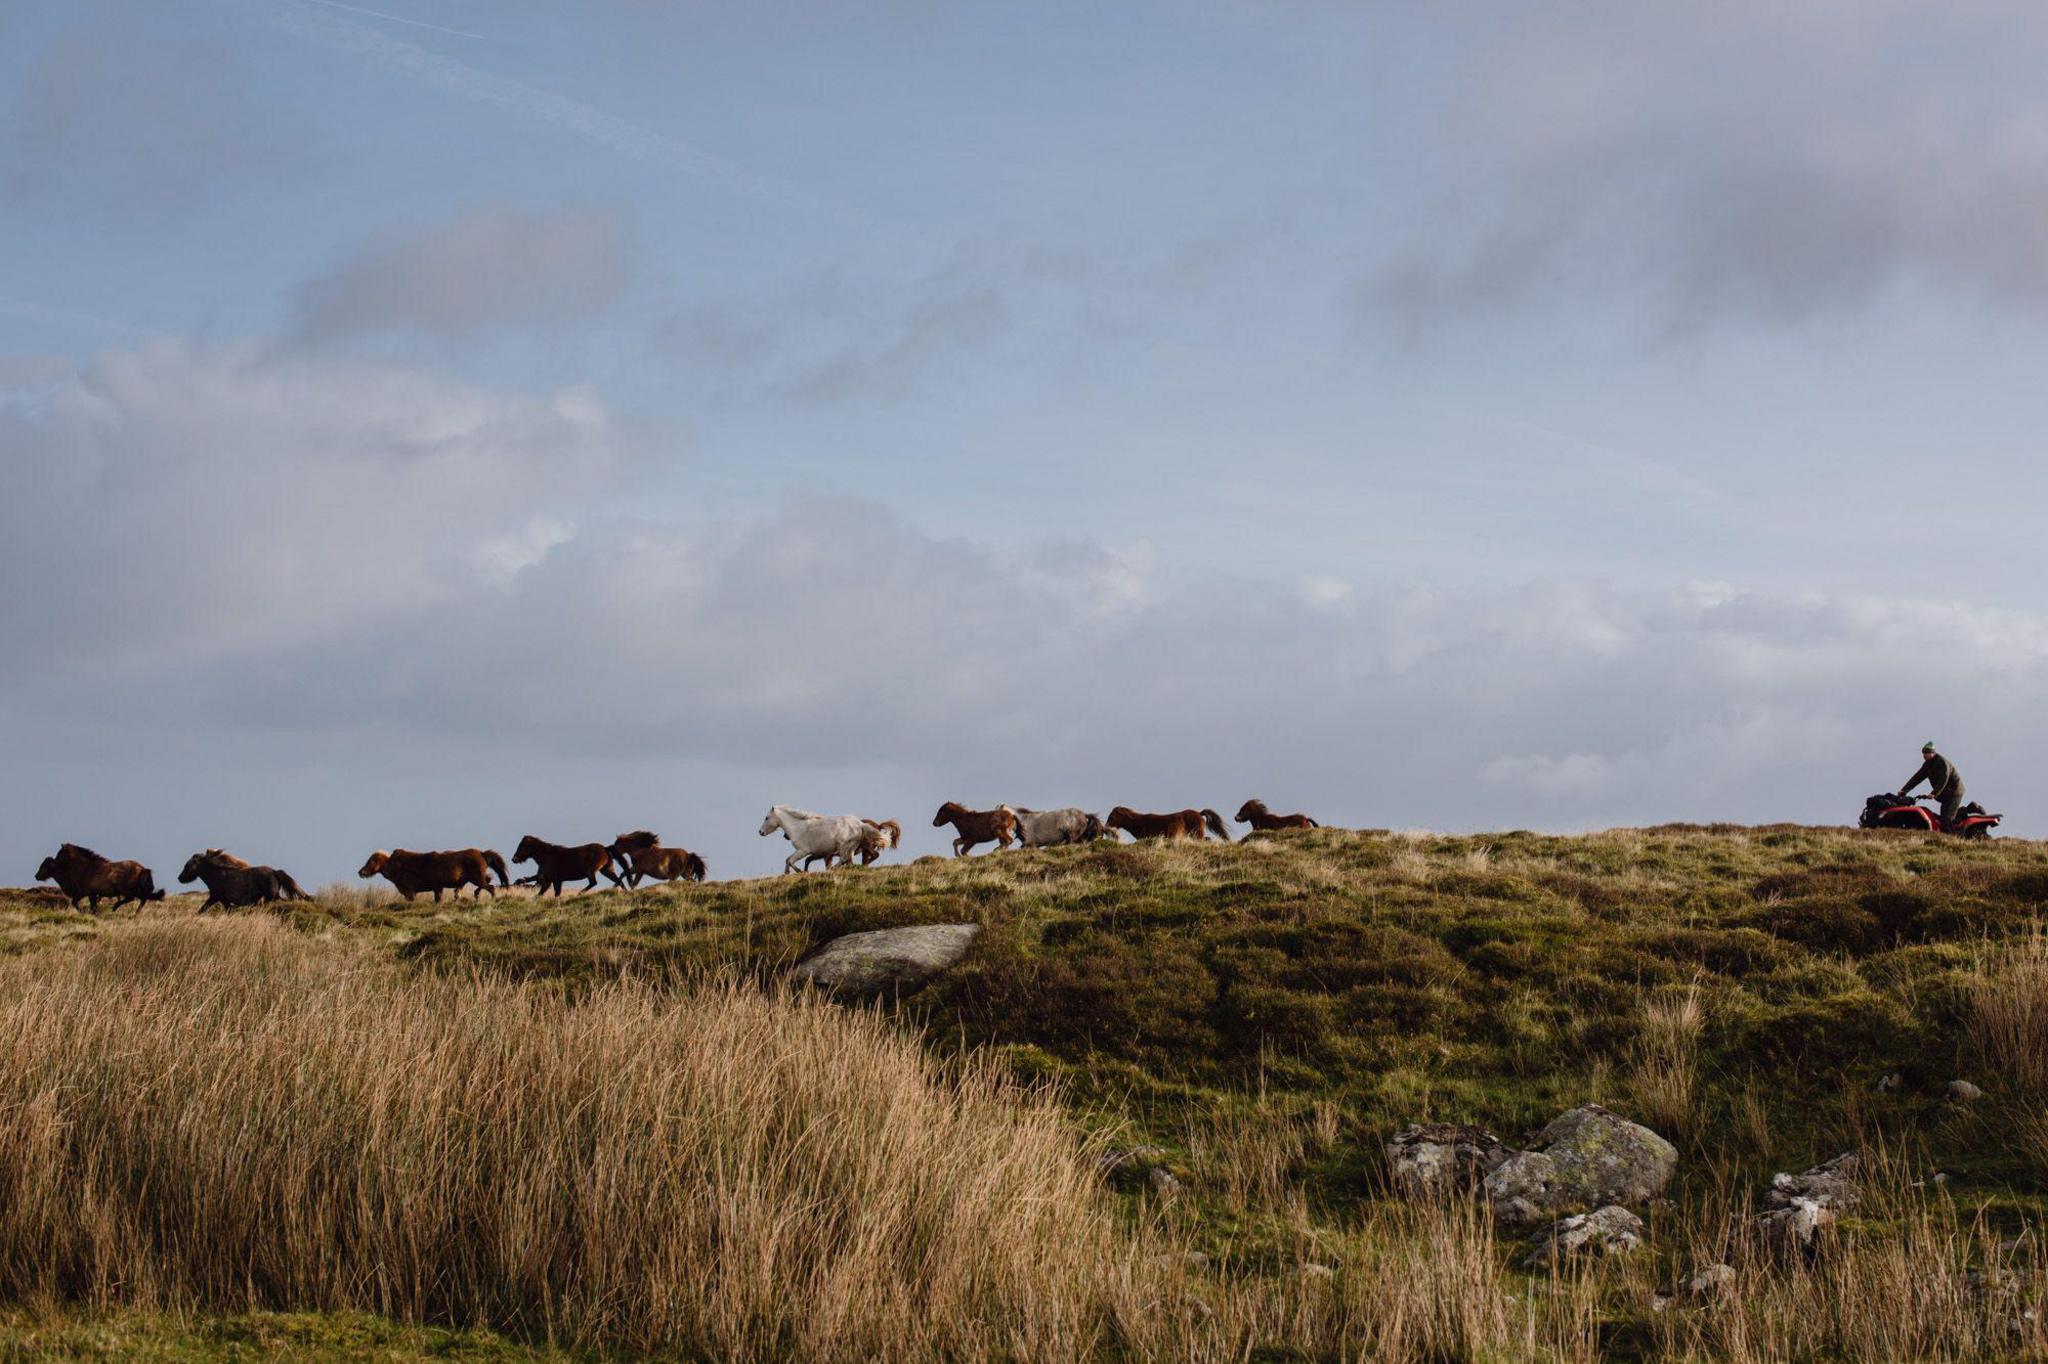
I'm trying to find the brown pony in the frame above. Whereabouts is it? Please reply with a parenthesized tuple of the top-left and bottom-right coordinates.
(608, 831, 707, 886)
(512, 835, 623, 897)
(1235, 800, 1319, 831)
(1105, 807, 1232, 842)
(807, 818, 902, 869)
(931, 802, 1019, 857)
(36, 844, 165, 912)
(178, 850, 311, 910)
(358, 848, 508, 903)
(858, 819, 902, 865)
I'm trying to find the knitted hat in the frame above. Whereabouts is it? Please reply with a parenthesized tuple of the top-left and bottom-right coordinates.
(1922, 741, 1936, 752)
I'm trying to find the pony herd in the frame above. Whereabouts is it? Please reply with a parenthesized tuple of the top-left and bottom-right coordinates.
(28, 799, 1316, 913)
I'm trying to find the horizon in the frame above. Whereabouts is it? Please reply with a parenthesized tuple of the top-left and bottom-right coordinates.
(7, 1, 2047, 885)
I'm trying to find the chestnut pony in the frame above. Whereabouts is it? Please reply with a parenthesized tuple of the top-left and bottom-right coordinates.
(608, 831, 708, 886)
(1106, 807, 1231, 842)
(1235, 800, 1318, 831)
(931, 802, 1019, 857)
(359, 848, 508, 902)
(35, 843, 165, 912)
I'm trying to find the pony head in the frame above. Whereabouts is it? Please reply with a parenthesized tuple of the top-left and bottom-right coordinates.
(34, 856, 55, 882)
(1235, 800, 1264, 824)
(358, 851, 389, 878)
(758, 809, 782, 837)
(932, 802, 965, 826)
(513, 835, 542, 864)
(178, 853, 208, 884)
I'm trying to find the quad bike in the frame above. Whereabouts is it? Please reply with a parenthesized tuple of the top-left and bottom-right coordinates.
(1857, 792, 2002, 839)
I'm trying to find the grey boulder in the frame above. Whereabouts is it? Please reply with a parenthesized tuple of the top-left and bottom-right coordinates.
(791, 923, 981, 996)
(1484, 1105, 1677, 1225)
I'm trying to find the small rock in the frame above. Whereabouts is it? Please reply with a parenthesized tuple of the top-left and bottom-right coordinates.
(790, 923, 982, 996)
(1684, 1263, 1737, 1300)
(1759, 1196, 1837, 1256)
(1649, 1293, 1673, 1313)
(1385, 1122, 1510, 1200)
(1768, 1152, 1862, 1212)
(1521, 1205, 1646, 1272)
(1098, 1144, 1170, 1177)
(1148, 1167, 1183, 1201)
(1148, 1250, 1209, 1270)
(1949, 1079, 1984, 1102)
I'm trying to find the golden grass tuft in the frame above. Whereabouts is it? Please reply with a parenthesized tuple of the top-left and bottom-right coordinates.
(0, 918, 1144, 1360)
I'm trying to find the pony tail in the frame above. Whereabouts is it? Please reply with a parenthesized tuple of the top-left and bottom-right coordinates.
(1202, 810, 1231, 841)
(485, 849, 510, 887)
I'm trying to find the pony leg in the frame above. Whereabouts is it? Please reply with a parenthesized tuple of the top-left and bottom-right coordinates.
(785, 850, 802, 874)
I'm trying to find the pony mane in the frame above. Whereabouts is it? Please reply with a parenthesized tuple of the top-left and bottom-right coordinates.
(60, 843, 107, 865)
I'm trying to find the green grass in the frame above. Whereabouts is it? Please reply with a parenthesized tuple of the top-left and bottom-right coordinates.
(0, 1307, 576, 1361)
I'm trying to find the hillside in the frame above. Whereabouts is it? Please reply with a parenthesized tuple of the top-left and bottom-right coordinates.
(4, 824, 2048, 1361)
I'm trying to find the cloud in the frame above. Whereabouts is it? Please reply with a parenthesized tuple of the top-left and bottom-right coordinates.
(4, 10, 299, 215)
(1365, 1, 2048, 333)
(8, 341, 2048, 882)
(0, 340, 629, 673)
(292, 206, 634, 339)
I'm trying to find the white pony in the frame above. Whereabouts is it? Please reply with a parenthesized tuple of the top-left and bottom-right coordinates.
(758, 806, 877, 874)
(1012, 807, 1106, 848)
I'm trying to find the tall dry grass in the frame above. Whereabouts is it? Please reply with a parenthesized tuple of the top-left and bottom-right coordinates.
(1627, 978, 1707, 1142)
(0, 918, 1147, 1359)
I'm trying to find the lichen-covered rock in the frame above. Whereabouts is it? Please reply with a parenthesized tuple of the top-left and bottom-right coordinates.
(790, 923, 981, 996)
(1483, 1104, 1676, 1224)
(1521, 1205, 1646, 1271)
(1385, 1122, 1509, 1199)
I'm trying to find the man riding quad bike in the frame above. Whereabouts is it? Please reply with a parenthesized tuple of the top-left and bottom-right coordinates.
(1859, 741, 2001, 837)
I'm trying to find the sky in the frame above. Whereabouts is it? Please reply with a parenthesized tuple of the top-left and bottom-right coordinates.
(5, 0, 2048, 885)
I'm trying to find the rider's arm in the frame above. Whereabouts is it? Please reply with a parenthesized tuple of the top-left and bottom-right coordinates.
(1899, 758, 1932, 796)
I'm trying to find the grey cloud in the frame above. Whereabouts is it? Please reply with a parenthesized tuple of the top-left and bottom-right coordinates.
(8, 345, 2048, 882)
(292, 206, 634, 339)
(4, 10, 300, 215)
(1365, 1, 2048, 332)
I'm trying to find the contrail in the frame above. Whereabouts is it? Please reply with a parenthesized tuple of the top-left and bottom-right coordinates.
(272, 0, 854, 221)
(296, 0, 492, 42)
(0, 296, 152, 339)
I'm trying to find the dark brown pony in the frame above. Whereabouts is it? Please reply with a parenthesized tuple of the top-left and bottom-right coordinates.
(358, 848, 507, 903)
(179, 850, 311, 910)
(608, 831, 707, 886)
(1105, 807, 1232, 842)
(512, 835, 624, 897)
(35, 843, 165, 912)
(1235, 800, 1319, 831)
(931, 802, 1019, 857)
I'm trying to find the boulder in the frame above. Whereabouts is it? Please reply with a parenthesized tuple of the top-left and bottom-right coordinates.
(1521, 1205, 1646, 1271)
(1949, 1079, 1984, 1103)
(791, 923, 981, 996)
(1483, 1105, 1677, 1224)
(1385, 1122, 1509, 1199)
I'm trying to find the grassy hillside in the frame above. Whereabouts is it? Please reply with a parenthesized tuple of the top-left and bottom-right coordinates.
(5, 823, 2048, 1361)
